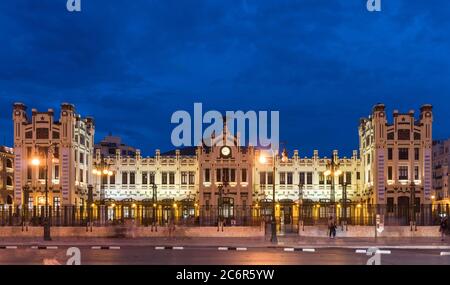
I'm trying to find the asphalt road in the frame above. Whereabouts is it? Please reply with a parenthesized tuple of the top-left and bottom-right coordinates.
(0, 246, 449, 265)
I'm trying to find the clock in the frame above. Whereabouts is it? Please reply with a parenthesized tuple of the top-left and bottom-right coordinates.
(220, 146, 231, 157)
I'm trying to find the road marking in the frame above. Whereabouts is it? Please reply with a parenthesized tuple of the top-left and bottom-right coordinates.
(218, 247, 228, 251)
(284, 248, 295, 252)
(91, 246, 101, 250)
(173, 246, 184, 250)
(6, 246, 17, 249)
(155, 247, 165, 250)
(236, 247, 247, 251)
(356, 249, 367, 254)
(47, 246, 58, 250)
(376, 250, 391, 254)
(31, 246, 58, 250)
(302, 248, 315, 252)
(110, 246, 120, 250)
(440, 252, 450, 256)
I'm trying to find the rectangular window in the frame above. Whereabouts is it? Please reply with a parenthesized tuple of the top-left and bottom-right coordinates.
(216, 169, 222, 182)
(398, 129, 411, 140)
(414, 166, 419, 180)
(260, 172, 266, 185)
(399, 148, 409, 160)
(52, 131, 60, 139)
(339, 174, 344, 185)
(189, 172, 195, 184)
(142, 172, 148, 184)
(279, 172, 286, 184)
(36, 128, 49, 139)
(241, 169, 247, 183)
(299, 172, 306, 185)
(39, 166, 46, 180)
(307, 172, 313, 185)
(27, 166, 32, 180)
(346, 172, 352, 184)
(53, 197, 61, 208)
(204, 169, 210, 183)
(130, 172, 135, 185)
(79, 169, 84, 183)
(102, 174, 107, 185)
(223, 168, 229, 182)
(149, 172, 155, 184)
(53, 147, 59, 159)
(319, 172, 325, 185)
(287, 172, 293, 184)
(399, 166, 408, 180)
(181, 172, 188, 185)
(388, 148, 393, 160)
(230, 169, 236, 182)
(161, 172, 167, 185)
(357, 172, 361, 180)
(54, 165, 59, 180)
(415, 148, 420, 160)
(388, 166, 393, 180)
(267, 172, 273, 184)
(110, 173, 115, 185)
(79, 152, 84, 164)
(80, 135, 85, 146)
(169, 172, 175, 184)
(122, 172, 128, 184)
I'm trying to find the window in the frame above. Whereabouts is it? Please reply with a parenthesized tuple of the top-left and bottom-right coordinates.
(204, 169, 210, 183)
(287, 172, 293, 184)
(387, 132, 394, 140)
(216, 169, 222, 182)
(339, 174, 344, 185)
(54, 165, 59, 180)
(398, 129, 410, 140)
(110, 173, 115, 185)
(142, 172, 148, 184)
(223, 168, 229, 182)
(414, 166, 419, 180)
(161, 172, 167, 184)
(149, 172, 155, 184)
(189, 172, 195, 184)
(25, 131, 32, 139)
(307, 172, 313, 185)
(399, 166, 408, 180)
(169, 172, 175, 184)
(388, 166, 393, 180)
(357, 172, 361, 180)
(80, 135, 85, 146)
(130, 172, 135, 185)
(415, 148, 420, 160)
(346, 172, 352, 184)
(230, 169, 236, 182)
(122, 172, 128, 184)
(36, 128, 49, 139)
(319, 172, 325, 185)
(260, 172, 266, 185)
(79, 169, 84, 183)
(241, 169, 247, 183)
(53, 147, 59, 159)
(53, 197, 61, 208)
(388, 148, 393, 160)
(52, 131, 60, 139)
(267, 172, 273, 184)
(299, 172, 306, 185)
(279, 172, 286, 184)
(414, 132, 421, 140)
(79, 153, 84, 164)
(39, 166, 45, 179)
(399, 148, 409, 160)
(6, 176, 12, 186)
(181, 172, 188, 185)
(367, 154, 371, 164)
(27, 166, 32, 180)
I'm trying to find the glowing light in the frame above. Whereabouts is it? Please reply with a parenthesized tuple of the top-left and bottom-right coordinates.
(173, 203, 177, 208)
(335, 169, 343, 176)
(153, 203, 157, 207)
(92, 169, 98, 175)
(357, 204, 362, 208)
(324, 170, 331, 176)
(132, 203, 137, 208)
(431, 195, 436, 200)
(108, 171, 113, 176)
(111, 203, 115, 208)
(31, 158, 41, 166)
(259, 155, 267, 164)
(103, 169, 109, 175)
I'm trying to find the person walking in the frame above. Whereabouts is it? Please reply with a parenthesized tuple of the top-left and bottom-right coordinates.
(440, 216, 448, 241)
(328, 216, 335, 239)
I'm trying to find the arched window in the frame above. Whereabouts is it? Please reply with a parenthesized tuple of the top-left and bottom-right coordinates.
(6, 159, 12, 168)
(6, 176, 12, 186)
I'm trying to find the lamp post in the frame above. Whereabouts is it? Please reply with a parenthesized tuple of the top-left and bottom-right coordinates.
(410, 181, 416, 229)
(341, 181, 348, 230)
(217, 175, 229, 232)
(92, 159, 113, 225)
(22, 184, 30, 232)
(298, 182, 304, 233)
(31, 144, 56, 241)
(259, 145, 288, 244)
(151, 183, 158, 232)
(324, 153, 342, 221)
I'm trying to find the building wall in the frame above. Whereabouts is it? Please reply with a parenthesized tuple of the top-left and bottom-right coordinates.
(13, 103, 95, 207)
(0, 146, 14, 205)
(359, 104, 433, 206)
(94, 135, 136, 158)
(432, 139, 450, 201)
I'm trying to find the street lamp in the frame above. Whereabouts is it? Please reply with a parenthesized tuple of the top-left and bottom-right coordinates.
(217, 175, 229, 232)
(298, 182, 304, 233)
(259, 145, 288, 244)
(31, 144, 56, 241)
(410, 181, 416, 229)
(151, 183, 158, 232)
(324, 153, 342, 221)
(92, 159, 113, 224)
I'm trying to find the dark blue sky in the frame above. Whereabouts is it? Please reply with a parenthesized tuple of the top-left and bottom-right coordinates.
(1, 1, 449, 157)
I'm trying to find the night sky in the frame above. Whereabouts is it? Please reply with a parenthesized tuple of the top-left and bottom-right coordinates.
(1, 1, 449, 157)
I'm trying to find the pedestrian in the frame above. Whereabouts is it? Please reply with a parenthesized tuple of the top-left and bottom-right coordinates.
(328, 216, 335, 238)
(440, 216, 448, 241)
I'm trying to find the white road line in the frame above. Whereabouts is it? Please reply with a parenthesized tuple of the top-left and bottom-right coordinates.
(5, 246, 17, 249)
(440, 252, 450, 256)
(284, 248, 295, 252)
(47, 246, 58, 250)
(173, 246, 184, 250)
(236, 247, 247, 251)
(376, 250, 391, 254)
(31, 246, 38, 249)
(218, 247, 228, 251)
(91, 246, 101, 250)
(355, 249, 367, 254)
(302, 248, 315, 252)
(155, 247, 165, 250)
(110, 246, 120, 250)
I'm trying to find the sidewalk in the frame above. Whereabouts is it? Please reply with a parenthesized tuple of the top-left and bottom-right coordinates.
(1, 236, 450, 249)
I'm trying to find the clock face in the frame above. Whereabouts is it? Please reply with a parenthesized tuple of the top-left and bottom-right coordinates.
(221, 146, 231, 157)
